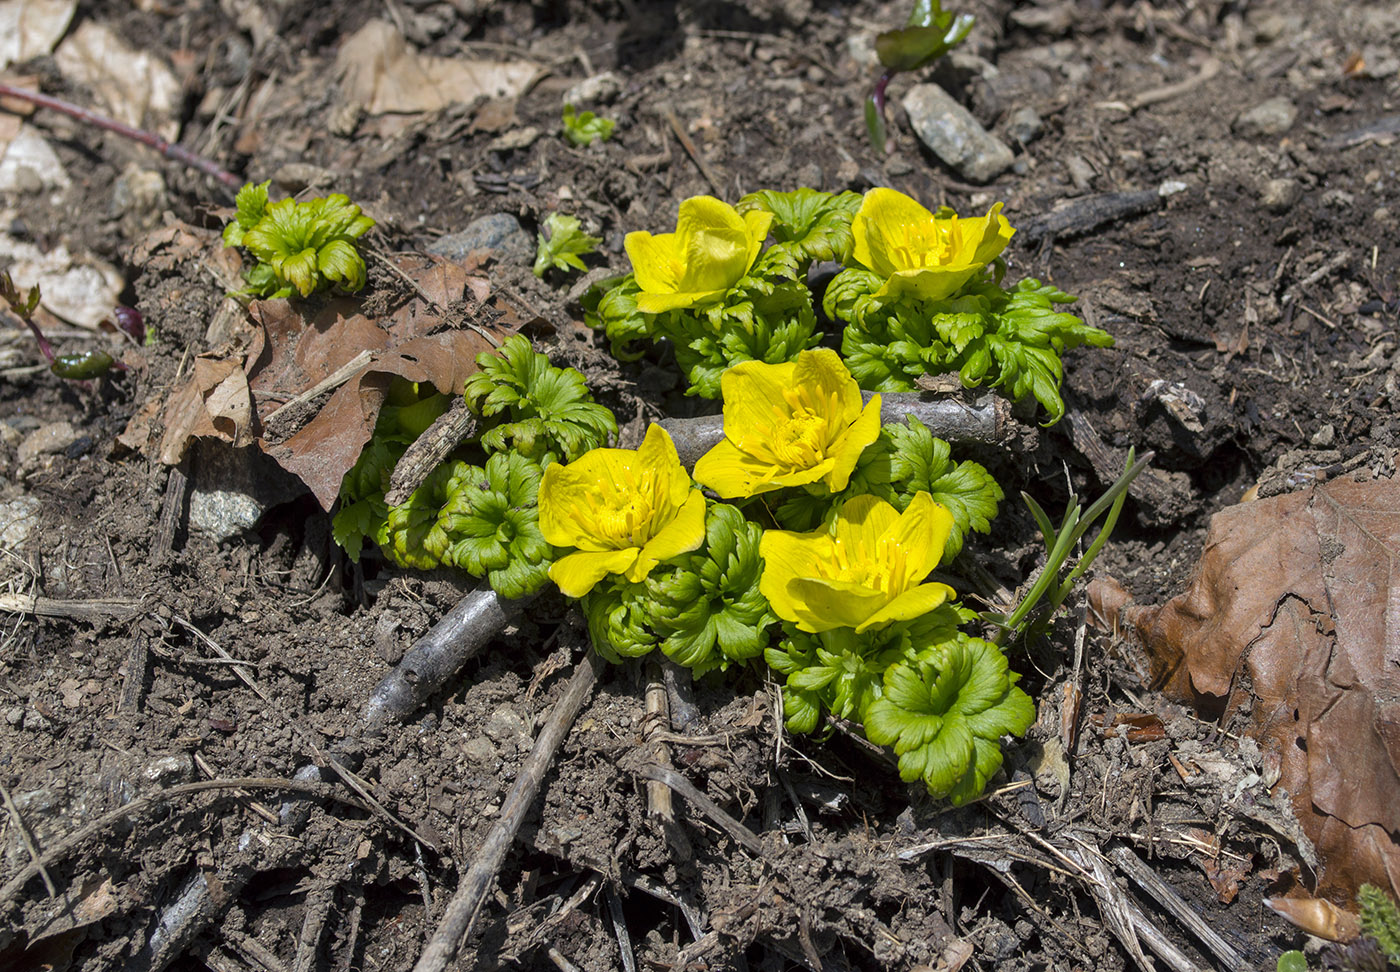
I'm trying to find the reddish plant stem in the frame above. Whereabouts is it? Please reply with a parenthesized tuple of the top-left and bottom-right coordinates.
(0, 83, 241, 189)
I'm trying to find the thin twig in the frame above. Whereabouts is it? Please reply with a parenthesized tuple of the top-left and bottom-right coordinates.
(633, 763, 764, 856)
(0, 779, 55, 897)
(1109, 845, 1247, 971)
(663, 108, 723, 196)
(0, 777, 361, 906)
(383, 397, 479, 507)
(412, 648, 604, 972)
(0, 83, 241, 189)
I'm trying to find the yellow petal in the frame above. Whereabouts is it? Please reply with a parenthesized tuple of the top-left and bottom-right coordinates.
(635, 424, 692, 509)
(852, 188, 938, 277)
(693, 438, 777, 497)
(538, 448, 639, 550)
(742, 208, 774, 274)
(854, 581, 957, 633)
(719, 358, 799, 458)
(786, 576, 891, 632)
(874, 266, 980, 302)
(822, 393, 882, 492)
(631, 489, 706, 581)
(966, 202, 1016, 266)
(759, 529, 835, 628)
(635, 288, 726, 314)
(831, 494, 901, 557)
(792, 348, 862, 424)
(550, 549, 639, 598)
(885, 492, 955, 589)
(676, 196, 753, 294)
(625, 230, 682, 296)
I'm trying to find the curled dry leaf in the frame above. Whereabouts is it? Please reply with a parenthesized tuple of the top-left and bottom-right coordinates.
(152, 248, 524, 509)
(1093, 476, 1400, 901)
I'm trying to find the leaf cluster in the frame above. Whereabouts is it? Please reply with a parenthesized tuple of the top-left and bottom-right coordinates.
(584, 503, 776, 674)
(223, 181, 375, 299)
(829, 272, 1114, 424)
(590, 245, 820, 398)
(463, 334, 618, 462)
(534, 212, 601, 279)
(777, 416, 1003, 564)
(737, 188, 862, 267)
(561, 104, 615, 147)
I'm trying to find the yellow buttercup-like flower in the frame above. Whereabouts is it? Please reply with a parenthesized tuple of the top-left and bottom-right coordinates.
(760, 492, 956, 634)
(692, 349, 882, 498)
(539, 425, 706, 597)
(625, 196, 773, 314)
(851, 188, 1015, 302)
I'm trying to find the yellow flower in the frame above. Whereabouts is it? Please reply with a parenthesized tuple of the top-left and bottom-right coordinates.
(851, 188, 1015, 302)
(624, 196, 773, 314)
(760, 493, 956, 634)
(692, 349, 882, 498)
(539, 424, 706, 597)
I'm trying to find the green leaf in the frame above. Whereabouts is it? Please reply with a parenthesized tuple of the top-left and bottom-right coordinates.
(225, 184, 375, 298)
(737, 188, 862, 266)
(875, 5, 974, 72)
(562, 103, 616, 147)
(534, 212, 602, 278)
(1359, 884, 1400, 964)
(583, 579, 662, 661)
(434, 452, 554, 600)
(1275, 952, 1308, 972)
(862, 635, 1035, 803)
(864, 95, 887, 155)
(463, 335, 617, 462)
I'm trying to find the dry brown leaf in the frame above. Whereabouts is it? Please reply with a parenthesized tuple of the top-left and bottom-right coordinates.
(1098, 476, 1400, 901)
(194, 356, 254, 447)
(334, 20, 537, 116)
(53, 21, 180, 139)
(0, 0, 77, 69)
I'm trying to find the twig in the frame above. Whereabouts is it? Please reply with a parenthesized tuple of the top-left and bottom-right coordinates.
(0, 779, 55, 897)
(0, 83, 241, 189)
(1016, 189, 1166, 245)
(632, 763, 764, 856)
(1124, 58, 1222, 111)
(605, 884, 639, 972)
(1109, 845, 1247, 971)
(293, 884, 335, 972)
(0, 593, 143, 619)
(412, 648, 604, 972)
(153, 461, 189, 562)
(643, 662, 692, 861)
(1322, 114, 1400, 150)
(664, 108, 723, 196)
(383, 397, 479, 507)
(0, 777, 359, 906)
(119, 631, 151, 714)
(262, 349, 374, 432)
(661, 391, 1021, 469)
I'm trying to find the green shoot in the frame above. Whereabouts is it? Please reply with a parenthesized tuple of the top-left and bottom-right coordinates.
(865, 0, 975, 152)
(561, 104, 615, 147)
(533, 212, 601, 278)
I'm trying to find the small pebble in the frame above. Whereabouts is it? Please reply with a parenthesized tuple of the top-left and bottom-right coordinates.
(1259, 178, 1302, 214)
(1233, 96, 1297, 138)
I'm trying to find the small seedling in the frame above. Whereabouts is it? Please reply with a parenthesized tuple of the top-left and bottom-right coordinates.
(223, 181, 376, 299)
(1, 272, 123, 380)
(865, 0, 975, 153)
(561, 104, 615, 147)
(533, 212, 601, 278)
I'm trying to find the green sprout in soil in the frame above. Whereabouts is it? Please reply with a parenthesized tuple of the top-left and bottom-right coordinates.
(534, 212, 601, 279)
(1, 272, 130, 380)
(223, 181, 376, 299)
(561, 103, 615, 147)
(865, 0, 975, 153)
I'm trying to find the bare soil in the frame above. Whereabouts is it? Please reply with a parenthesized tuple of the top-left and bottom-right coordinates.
(2, 0, 1398, 969)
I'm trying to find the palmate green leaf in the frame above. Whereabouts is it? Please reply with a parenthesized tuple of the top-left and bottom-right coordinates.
(223, 180, 270, 247)
(588, 274, 655, 362)
(464, 335, 617, 462)
(561, 103, 616, 147)
(582, 578, 662, 663)
(648, 503, 775, 675)
(863, 634, 1035, 804)
(534, 212, 601, 279)
(227, 187, 375, 298)
(737, 188, 861, 266)
(434, 452, 553, 600)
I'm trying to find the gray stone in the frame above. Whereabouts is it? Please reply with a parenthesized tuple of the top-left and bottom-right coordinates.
(1233, 97, 1297, 138)
(0, 496, 40, 550)
(484, 704, 532, 750)
(427, 213, 531, 263)
(901, 84, 1014, 183)
(188, 440, 306, 543)
(563, 72, 622, 106)
(1005, 106, 1043, 144)
(461, 736, 498, 764)
(1260, 177, 1303, 214)
(141, 754, 194, 785)
(18, 421, 79, 466)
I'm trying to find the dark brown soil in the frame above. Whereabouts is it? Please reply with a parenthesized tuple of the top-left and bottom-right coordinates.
(2, 0, 1398, 969)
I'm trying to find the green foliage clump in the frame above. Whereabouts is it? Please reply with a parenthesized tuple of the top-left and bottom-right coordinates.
(335, 340, 617, 602)
(562, 104, 615, 147)
(1359, 884, 1400, 967)
(534, 212, 601, 278)
(737, 188, 862, 267)
(828, 272, 1114, 424)
(863, 633, 1035, 804)
(584, 503, 776, 675)
(223, 181, 375, 298)
(590, 245, 819, 398)
(463, 335, 618, 463)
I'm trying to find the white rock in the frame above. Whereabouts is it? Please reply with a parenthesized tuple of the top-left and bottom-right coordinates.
(901, 83, 1014, 184)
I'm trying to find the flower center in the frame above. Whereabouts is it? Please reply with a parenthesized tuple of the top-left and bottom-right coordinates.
(893, 222, 954, 270)
(819, 533, 911, 598)
(589, 471, 670, 548)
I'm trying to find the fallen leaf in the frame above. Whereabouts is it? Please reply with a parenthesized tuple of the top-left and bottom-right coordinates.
(0, 0, 77, 69)
(1099, 476, 1400, 901)
(195, 356, 254, 447)
(334, 20, 537, 116)
(53, 21, 181, 139)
